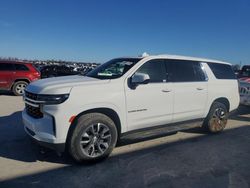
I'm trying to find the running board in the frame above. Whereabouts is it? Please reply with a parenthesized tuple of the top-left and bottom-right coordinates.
(120, 119, 203, 142)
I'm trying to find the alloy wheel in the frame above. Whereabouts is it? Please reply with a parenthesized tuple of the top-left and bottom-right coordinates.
(80, 123, 112, 158)
(209, 108, 228, 132)
(15, 83, 27, 95)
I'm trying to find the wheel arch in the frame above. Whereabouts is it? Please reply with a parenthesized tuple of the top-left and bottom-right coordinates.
(212, 97, 230, 111)
(66, 107, 122, 147)
(203, 97, 230, 133)
(11, 78, 30, 89)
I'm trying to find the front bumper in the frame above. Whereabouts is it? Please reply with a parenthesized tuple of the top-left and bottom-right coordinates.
(22, 110, 65, 152)
(28, 132, 65, 152)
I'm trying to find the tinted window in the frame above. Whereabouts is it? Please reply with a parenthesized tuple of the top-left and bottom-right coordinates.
(136, 59, 166, 83)
(164, 61, 174, 82)
(0, 63, 15, 71)
(170, 60, 205, 82)
(207, 63, 236, 79)
(14, 64, 29, 71)
(193, 62, 206, 81)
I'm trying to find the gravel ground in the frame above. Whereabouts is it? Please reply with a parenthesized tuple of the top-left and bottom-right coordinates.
(0, 91, 250, 188)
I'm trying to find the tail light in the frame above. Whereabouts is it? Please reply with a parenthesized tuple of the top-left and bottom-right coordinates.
(31, 64, 41, 77)
(34, 71, 40, 76)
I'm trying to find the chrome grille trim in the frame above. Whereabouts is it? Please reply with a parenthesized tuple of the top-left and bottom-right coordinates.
(24, 91, 44, 119)
(25, 100, 39, 108)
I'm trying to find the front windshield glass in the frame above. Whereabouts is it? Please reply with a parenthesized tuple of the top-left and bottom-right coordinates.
(86, 58, 142, 79)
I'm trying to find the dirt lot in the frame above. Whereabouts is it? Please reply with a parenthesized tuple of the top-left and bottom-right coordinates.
(0, 92, 250, 188)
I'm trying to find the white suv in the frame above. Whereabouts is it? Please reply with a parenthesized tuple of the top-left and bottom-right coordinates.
(22, 55, 240, 162)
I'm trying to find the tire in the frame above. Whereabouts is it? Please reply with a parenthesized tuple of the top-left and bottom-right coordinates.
(68, 113, 118, 163)
(12, 81, 28, 96)
(203, 102, 229, 133)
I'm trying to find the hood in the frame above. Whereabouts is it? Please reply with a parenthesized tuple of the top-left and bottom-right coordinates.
(26, 75, 110, 94)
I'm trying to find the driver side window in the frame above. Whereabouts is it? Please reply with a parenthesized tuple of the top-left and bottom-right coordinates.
(136, 59, 167, 83)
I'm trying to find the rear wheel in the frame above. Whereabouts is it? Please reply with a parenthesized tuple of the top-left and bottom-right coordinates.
(12, 81, 28, 96)
(203, 102, 229, 133)
(68, 113, 118, 163)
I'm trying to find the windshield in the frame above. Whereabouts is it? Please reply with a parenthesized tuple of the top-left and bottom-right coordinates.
(86, 58, 142, 79)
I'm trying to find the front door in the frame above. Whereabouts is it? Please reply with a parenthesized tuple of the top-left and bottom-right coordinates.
(125, 59, 174, 131)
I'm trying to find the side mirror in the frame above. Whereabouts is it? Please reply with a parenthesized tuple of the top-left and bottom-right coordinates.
(130, 73, 150, 89)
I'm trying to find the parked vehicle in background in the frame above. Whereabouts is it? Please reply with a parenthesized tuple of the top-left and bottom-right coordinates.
(239, 85, 250, 106)
(22, 55, 240, 162)
(39, 65, 97, 78)
(238, 65, 250, 79)
(237, 65, 250, 106)
(232, 64, 241, 77)
(40, 65, 79, 78)
(0, 61, 40, 95)
(239, 78, 250, 106)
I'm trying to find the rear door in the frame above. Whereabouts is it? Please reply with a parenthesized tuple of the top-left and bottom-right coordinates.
(170, 60, 208, 122)
(13, 63, 30, 79)
(0, 63, 15, 89)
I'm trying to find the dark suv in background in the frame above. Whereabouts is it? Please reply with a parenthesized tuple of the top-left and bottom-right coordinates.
(0, 61, 40, 95)
(238, 65, 250, 79)
(40, 65, 79, 78)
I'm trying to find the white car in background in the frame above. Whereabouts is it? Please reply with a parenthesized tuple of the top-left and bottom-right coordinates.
(22, 54, 240, 162)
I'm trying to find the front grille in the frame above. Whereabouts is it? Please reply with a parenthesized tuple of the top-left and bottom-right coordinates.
(240, 87, 250, 95)
(24, 90, 43, 119)
(25, 104, 43, 119)
(25, 91, 38, 100)
(26, 104, 43, 119)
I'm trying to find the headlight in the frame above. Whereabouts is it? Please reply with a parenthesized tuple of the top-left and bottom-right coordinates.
(37, 94, 69, 105)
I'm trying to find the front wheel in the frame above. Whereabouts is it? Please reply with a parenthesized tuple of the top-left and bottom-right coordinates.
(68, 113, 118, 163)
(203, 102, 229, 133)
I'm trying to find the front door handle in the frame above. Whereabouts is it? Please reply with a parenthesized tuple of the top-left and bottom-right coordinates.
(162, 89, 172, 93)
(196, 87, 204, 90)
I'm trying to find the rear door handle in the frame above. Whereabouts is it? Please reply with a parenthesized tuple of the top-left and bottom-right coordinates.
(162, 89, 172, 93)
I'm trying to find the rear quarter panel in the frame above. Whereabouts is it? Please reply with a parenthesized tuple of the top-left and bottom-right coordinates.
(14, 64, 40, 83)
(203, 63, 240, 116)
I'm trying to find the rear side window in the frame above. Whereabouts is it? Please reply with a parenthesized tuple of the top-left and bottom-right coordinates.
(136, 59, 166, 83)
(0, 63, 15, 71)
(14, 64, 29, 71)
(193, 62, 207, 81)
(207, 63, 236, 79)
(169, 60, 206, 82)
